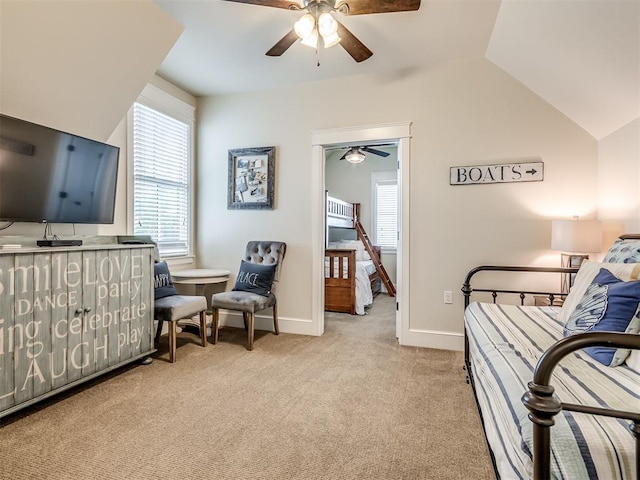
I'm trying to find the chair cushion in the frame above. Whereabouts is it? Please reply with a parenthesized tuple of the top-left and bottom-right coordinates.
(232, 260, 277, 296)
(154, 295, 207, 322)
(154, 261, 178, 300)
(211, 291, 276, 314)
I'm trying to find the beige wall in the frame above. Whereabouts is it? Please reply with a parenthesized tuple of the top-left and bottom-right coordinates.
(0, 0, 181, 142)
(0, 1, 182, 239)
(4, 0, 630, 348)
(196, 57, 598, 348)
(597, 118, 640, 244)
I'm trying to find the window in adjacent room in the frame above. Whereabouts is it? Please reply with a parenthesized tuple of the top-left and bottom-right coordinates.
(371, 171, 398, 252)
(129, 84, 195, 258)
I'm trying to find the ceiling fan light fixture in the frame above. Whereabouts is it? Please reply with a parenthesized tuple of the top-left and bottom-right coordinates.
(321, 31, 341, 48)
(294, 13, 315, 39)
(317, 12, 340, 48)
(317, 12, 338, 36)
(345, 149, 366, 164)
(300, 29, 318, 48)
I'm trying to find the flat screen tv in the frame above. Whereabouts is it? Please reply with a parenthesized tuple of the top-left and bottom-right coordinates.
(0, 114, 120, 224)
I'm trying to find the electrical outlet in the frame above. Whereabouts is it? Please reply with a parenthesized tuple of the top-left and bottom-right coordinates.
(444, 290, 453, 304)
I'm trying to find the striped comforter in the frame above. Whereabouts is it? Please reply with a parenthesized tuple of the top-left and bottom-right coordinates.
(465, 302, 640, 479)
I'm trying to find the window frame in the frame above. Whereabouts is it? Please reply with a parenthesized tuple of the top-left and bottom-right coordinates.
(127, 83, 195, 261)
(371, 171, 398, 254)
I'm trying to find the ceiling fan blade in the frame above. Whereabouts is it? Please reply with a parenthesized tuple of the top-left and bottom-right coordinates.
(266, 29, 299, 56)
(337, 0, 421, 15)
(222, 0, 302, 10)
(362, 146, 390, 157)
(336, 21, 372, 63)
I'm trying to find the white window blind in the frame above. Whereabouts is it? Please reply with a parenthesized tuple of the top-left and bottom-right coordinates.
(132, 102, 190, 257)
(375, 182, 398, 250)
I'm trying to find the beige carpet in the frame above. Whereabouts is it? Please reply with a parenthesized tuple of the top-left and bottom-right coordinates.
(1, 295, 494, 480)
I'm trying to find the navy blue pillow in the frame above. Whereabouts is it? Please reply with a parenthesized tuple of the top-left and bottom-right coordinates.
(564, 268, 640, 366)
(232, 260, 277, 297)
(154, 261, 178, 300)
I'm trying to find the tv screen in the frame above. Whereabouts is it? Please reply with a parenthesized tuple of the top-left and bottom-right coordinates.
(0, 114, 120, 224)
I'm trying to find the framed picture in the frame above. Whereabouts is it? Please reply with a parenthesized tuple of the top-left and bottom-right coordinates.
(228, 146, 275, 210)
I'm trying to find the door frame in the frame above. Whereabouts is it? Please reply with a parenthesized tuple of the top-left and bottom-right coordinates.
(310, 122, 411, 342)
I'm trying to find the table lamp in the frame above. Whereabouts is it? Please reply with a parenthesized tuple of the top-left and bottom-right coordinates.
(551, 217, 602, 293)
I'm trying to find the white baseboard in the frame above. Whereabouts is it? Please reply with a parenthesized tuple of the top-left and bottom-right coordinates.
(217, 312, 318, 336)
(400, 328, 464, 351)
(166, 314, 462, 350)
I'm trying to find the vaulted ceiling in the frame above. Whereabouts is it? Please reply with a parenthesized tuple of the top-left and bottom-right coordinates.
(159, 1, 636, 141)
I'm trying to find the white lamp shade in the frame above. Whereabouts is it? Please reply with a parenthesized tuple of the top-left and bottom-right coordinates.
(318, 13, 338, 36)
(294, 14, 315, 38)
(551, 219, 602, 253)
(300, 29, 318, 48)
(321, 31, 341, 48)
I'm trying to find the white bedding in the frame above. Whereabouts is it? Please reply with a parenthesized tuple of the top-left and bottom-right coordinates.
(465, 302, 639, 479)
(354, 260, 374, 315)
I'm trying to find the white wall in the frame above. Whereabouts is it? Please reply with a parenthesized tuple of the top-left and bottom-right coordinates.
(597, 118, 640, 243)
(196, 57, 598, 348)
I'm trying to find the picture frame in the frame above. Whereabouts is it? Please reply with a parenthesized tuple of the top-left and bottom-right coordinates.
(227, 146, 276, 210)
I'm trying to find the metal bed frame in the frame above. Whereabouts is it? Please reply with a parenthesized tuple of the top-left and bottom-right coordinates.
(461, 239, 640, 479)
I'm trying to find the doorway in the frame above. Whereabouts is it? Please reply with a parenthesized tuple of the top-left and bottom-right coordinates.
(309, 122, 411, 343)
(324, 143, 397, 318)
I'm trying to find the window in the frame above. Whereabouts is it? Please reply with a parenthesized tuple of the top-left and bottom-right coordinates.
(372, 172, 398, 251)
(129, 85, 194, 258)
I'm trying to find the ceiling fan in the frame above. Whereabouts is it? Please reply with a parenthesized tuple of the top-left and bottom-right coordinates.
(340, 145, 391, 163)
(222, 0, 422, 62)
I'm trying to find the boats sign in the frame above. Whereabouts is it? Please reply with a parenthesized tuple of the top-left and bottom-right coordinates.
(450, 161, 544, 185)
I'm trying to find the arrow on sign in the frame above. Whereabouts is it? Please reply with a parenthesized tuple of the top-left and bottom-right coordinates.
(526, 169, 537, 175)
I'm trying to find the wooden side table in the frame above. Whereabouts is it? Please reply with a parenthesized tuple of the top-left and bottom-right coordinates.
(171, 268, 231, 302)
(171, 268, 231, 336)
(534, 295, 565, 307)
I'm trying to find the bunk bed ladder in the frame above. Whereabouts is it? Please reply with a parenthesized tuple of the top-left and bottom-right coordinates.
(355, 219, 397, 297)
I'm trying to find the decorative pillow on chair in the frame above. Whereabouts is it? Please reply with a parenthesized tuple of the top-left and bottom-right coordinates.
(563, 268, 640, 366)
(557, 260, 640, 325)
(232, 260, 277, 297)
(154, 261, 178, 300)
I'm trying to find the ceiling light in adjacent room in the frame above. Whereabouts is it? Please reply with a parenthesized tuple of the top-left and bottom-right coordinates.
(344, 148, 366, 163)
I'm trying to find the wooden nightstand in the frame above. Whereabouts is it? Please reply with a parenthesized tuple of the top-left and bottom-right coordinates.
(534, 295, 565, 307)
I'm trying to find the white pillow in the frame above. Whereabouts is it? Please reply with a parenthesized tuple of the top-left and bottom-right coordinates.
(625, 349, 640, 373)
(557, 260, 640, 324)
(338, 240, 371, 261)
